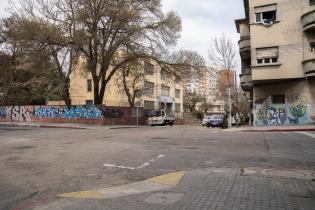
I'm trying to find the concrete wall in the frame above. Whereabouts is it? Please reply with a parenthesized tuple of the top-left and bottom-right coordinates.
(253, 79, 315, 126)
(0, 105, 146, 125)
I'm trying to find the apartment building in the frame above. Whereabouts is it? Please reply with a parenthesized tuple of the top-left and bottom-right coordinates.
(184, 67, 225, 114)
(69, 58, 184, 115)
(236, 0, 315, 126)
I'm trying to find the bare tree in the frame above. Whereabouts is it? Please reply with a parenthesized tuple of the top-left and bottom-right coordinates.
(183, 92, 203, 113)
(208, 34, 238, 122)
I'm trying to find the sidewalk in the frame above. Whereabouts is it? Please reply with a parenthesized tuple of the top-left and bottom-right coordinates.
(226, 124, 315, 132)
(32, 167, 315, 210)
(0, 121, 143, 130)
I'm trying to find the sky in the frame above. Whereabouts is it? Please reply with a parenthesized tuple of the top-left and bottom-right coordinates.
(0, 0, 245, 71)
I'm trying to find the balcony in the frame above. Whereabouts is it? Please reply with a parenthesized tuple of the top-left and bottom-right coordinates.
(240, 73, 253, 92)
(238, 36, 251, 60)
(302, 47, 315, 77)
(301, 9, 315, 32)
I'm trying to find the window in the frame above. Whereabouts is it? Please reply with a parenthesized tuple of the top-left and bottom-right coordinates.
(87, 79, 92, 92)
(310, 0, 315, 5)
(255, 4, 277, 24)
(175, 89, 181, 99)
(272, 95, 285, 104)
(175, 76, 181, 84)
(144, 101, 155, 110)
(310, 42, 315, 52)
(175, 103, 181, 113)
(161, 85, 170, 97)
(86, 100, 93, 105)
(144, 62, 154, 75)
(144, 81, 154, 95)
(256, 47, 279, 65)
(161, 69, 170, 83)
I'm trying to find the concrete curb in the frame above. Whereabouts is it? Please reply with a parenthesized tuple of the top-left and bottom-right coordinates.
(57, 171, 186, 200)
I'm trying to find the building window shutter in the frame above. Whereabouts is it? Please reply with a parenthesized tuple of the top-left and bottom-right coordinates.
(256, 47, 279, 59)
(254, 4, 277, 13)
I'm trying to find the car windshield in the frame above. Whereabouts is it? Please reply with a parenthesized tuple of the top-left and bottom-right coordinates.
(211, 115, 223, 120)
(149, 111, 162, 117)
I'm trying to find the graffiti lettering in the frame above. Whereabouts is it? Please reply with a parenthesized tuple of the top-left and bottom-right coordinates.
(0, 107, 6, 118)
(11, 106, 33, 122)
(35, 106, 64, 118)
(63, 106, 102, 119)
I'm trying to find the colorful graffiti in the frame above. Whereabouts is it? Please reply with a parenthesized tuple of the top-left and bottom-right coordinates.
(0, 107, 6, 118)
(288, 104, 307, 124)
(254, 104, 311, 126)
(10, 106, 33, 122)
(63, 106, 102, 119)
(35, 106, 64, 118)
(35, 105, 102, 119)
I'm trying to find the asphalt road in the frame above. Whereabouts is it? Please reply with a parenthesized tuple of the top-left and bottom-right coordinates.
(0, 125, 315, 210)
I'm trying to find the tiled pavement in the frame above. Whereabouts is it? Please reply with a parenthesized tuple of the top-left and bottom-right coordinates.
(36, 168, 315, 210)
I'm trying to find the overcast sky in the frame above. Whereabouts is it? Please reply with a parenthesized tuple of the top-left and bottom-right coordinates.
(0, 0, 245, 71)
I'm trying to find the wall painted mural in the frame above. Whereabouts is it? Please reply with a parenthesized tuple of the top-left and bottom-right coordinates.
(254, 98, 311, 126)
(0, 105, 104, 122)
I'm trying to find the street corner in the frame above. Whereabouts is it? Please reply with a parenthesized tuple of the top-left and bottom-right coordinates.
(57, 190, 106, 199)
(56, 171, 186, 200)
(146, 171, 186, 186)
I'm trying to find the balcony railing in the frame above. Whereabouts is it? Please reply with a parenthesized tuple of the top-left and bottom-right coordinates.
(302, 9, 315, 32)
(302, 47, 315, 77)
(238, 36, 251, 60)
(240, 73, 253, 92)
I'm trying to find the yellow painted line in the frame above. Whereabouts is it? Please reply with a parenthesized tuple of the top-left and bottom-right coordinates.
(146, 171, 186, 186)
(57, 190, 105, 199)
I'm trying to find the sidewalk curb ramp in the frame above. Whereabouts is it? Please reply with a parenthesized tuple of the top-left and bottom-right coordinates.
(57, 171, 186, 200)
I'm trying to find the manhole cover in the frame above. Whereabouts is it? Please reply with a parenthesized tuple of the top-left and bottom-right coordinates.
(262, 169, 307, 179)
(143, 193, 184, 205)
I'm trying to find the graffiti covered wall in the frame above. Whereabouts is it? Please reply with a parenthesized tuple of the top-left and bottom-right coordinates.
(254, 103, 311, 126)
(0, 105, 103, 122)
(0, 105, 145, 125)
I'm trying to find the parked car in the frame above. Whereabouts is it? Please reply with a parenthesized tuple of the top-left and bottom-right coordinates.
(202, 116, 211, 126)
(205, 114, 228, 129)
(147, 110, 174, 126)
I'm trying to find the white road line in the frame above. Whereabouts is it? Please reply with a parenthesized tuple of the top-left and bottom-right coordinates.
(103, 164, 135, 170)
(103, 154, 165, 170)
(296, 132, 315, 139)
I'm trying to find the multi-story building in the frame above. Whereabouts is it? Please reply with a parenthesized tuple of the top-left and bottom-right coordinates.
(184, 67, 225, 114)
(236, 0, 315, 126)
(69, 58, 184, 115)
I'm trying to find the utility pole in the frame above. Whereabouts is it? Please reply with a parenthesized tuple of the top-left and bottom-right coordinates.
(228, 86, 232, 128)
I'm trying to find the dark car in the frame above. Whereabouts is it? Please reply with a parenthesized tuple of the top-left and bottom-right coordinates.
(205, 114, 228, 129)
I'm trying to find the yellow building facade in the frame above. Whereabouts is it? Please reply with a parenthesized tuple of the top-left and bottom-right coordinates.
(69, 57, 184, 115)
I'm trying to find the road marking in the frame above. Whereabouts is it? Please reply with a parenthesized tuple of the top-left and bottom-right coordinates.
(103, 164, 135, 170)
(103, 154, 165, 170)
(58, 171, 185, 200)
(281, 132, 293, 137)
(147, 171, 186, 186)
(58, 190, 105, 199)
(297, 132, 315, 139)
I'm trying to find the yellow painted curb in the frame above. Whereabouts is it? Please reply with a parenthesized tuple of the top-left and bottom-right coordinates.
(146, 171, 186, 186)
(58, 190, 105, 199)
